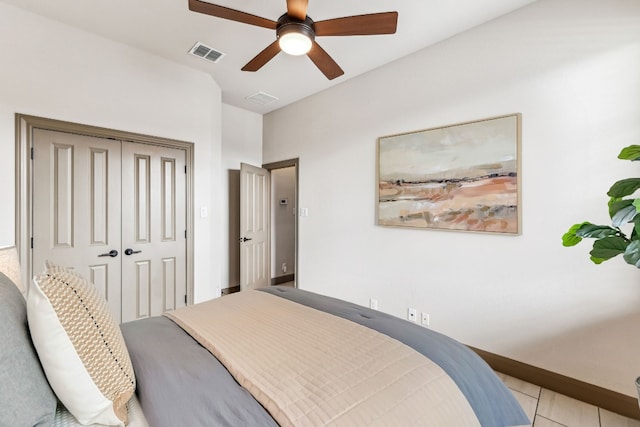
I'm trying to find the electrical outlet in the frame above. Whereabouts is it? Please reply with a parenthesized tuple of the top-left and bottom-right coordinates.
(407, 308, 417, 322)
(421, 312, 430, 327)
(369, 298, 378, 310)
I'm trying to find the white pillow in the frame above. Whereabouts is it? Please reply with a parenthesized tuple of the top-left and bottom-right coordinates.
(28, 262, 135, 426)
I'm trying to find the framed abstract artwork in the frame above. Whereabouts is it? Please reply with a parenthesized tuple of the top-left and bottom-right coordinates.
(377, 114, 521, 234)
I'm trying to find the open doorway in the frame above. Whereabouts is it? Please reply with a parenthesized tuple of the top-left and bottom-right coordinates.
(265, 159, 298, 288)
(224, 158, 298, 295)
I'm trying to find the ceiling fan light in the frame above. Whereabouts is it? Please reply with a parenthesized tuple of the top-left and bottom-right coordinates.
(278, 31, 312, 56)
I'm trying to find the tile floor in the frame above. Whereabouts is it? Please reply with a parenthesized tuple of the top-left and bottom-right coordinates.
(497, 372, 640, 427)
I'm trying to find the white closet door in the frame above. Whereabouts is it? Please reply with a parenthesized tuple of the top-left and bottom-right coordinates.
(121, 142, 187, 322)
(33, 130, 187, 324)
(33, 129, 123, 322)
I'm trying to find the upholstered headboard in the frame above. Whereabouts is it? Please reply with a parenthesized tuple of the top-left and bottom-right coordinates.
(0, 272, 57, 425)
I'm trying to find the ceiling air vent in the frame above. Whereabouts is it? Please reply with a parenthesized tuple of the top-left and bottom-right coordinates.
(189, 42, 225, 64)
(246, 91, 279, 106)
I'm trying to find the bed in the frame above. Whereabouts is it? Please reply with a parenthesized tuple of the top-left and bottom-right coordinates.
(0, 261, 529, 427)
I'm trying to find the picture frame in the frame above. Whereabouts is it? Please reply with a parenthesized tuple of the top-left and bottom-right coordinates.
(377, 114, 521, 234)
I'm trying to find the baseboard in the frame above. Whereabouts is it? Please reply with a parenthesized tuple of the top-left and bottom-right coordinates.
(271, 274, 295, 286)
(221, 285, 240, 296)
(222, 276, 295, 295)
(469, 346, 640, 420)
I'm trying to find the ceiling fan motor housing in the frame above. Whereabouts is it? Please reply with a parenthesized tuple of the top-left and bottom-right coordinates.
(276, 14, 316, 42)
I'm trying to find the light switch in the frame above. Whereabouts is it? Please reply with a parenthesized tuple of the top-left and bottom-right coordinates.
(200, 206, 208, 218)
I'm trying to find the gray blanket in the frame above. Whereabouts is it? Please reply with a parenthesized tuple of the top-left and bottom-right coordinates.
(121, 315, 277, 427)
(121, 286, 528, 426)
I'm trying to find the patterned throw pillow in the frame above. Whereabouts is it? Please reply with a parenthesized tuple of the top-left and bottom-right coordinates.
(28, 262, 135, 426)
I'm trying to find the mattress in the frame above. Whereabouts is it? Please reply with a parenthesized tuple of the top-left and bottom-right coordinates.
(121, 286, 529, 426)
(165, 290, 482, 426)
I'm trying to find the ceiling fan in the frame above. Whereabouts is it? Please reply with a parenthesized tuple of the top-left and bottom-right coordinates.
(188, 0, 398, 80)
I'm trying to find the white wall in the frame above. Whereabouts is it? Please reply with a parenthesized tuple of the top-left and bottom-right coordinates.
(0, 3, 222, 302)
(264, 0, 640, 396)
(221, 104, 263, 289)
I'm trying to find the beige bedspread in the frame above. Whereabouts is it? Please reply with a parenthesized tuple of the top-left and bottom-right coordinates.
(164, 290, 480, 426)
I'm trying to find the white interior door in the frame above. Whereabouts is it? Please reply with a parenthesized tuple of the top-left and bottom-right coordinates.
(32, 129, 187, 323)
(240, 163, 270, 291)
(121, 142, 187, 322)
(33, 129, 123, 321)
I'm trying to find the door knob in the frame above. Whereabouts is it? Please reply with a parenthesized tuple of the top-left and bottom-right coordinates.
(239, 237, 253, 242)
(98, 249, 119, 258)
(124, 248, 142, 256)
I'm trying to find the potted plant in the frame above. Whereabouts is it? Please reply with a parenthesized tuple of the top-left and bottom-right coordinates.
(562, 145, 640, 268)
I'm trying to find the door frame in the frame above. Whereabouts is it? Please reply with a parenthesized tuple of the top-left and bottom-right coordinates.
(263, 158, 299, 288)
(15, 114, 195, 304)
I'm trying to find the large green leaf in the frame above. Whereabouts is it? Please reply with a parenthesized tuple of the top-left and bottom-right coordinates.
(618, 145, 640, 161)
(576, 223, 619, 239)
(562, 233, 581, 247)
(612, 204, 638, 227)
(608, 178, 640, 198)
(609, 198, 633, 220)
(634, 198, 640, 212)
(562, 222, 588, 246)
(633, 215, 640, 241)
(589, 236, 628, 260)
(623, 240, 640, 268)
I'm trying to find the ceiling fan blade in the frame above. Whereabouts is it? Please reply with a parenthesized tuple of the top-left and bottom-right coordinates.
(189, 0, 277, 29)
(286, 0, 308, 21)
(315, 12, 398, 36)
(241, 40, 282, 72)
(306, 42, 344, 80)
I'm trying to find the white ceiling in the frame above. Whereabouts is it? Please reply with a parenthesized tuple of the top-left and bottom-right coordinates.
(2, 0, 537, 114)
